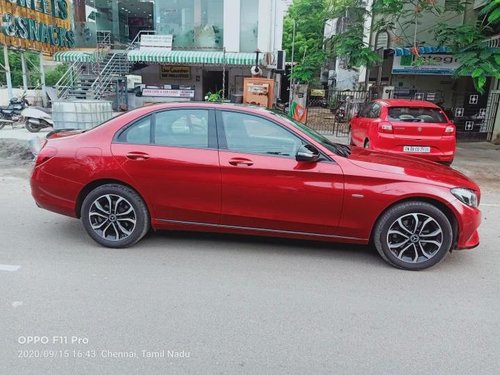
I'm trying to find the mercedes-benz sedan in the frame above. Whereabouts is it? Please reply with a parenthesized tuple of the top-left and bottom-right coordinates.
(31, 103, 481, 270)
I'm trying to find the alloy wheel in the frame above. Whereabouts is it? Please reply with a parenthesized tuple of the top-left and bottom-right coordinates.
(88, 194, 137, 242)
(386, 213, 443, 264)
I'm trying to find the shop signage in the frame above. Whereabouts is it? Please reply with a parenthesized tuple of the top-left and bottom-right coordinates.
(142, 88, 195, 98)
(140, 35, 173, 51)
(160, 65, 191, 80)
(0, 0, 74, 53)
(392, 54, 460, 75)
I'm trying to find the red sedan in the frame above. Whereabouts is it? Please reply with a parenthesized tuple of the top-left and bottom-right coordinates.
(350, 99, 456, 164)
(31, 103, 480, 270)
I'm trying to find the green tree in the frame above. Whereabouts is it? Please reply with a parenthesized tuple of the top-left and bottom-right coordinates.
(45, 63, 69, 86)
(283, 0, 330, 83)
(0, 52, 41, 88)
(331, 0, 500, 92)
(0, 51, 67, 89)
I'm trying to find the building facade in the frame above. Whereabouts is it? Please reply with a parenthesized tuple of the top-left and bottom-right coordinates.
(327, 0, 499, 141)
(64, 0, 287, 103)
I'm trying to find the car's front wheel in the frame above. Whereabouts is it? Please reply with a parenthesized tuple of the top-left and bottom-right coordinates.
(373, 201, 454, 270)
(81, 184, 150, 248)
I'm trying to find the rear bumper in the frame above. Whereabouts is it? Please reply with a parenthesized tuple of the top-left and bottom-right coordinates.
(372, 134, 455, 162)
(31, 167, 81, 218)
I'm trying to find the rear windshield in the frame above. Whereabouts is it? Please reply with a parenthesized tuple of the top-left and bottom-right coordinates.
(387, 107, 447, 123)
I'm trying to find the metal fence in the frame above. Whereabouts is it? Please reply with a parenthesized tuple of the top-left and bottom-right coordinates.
(305, 89, 369, 136)
(304, 87, 498, 141)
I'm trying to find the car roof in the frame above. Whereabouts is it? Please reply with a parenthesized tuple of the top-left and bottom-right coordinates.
(131, 102, 272, 115)
(375, 99, 440, 108)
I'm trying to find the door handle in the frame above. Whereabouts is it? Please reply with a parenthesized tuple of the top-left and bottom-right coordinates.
(126, 152, 150, 160)
(228, 158, 253, 166)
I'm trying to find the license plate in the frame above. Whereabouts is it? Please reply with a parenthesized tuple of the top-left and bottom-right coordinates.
(403, 146, 430, 153)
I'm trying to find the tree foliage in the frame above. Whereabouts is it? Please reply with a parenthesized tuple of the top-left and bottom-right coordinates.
(343, 0, 499, 92)
(283, 0, 330, 83)
(0, 52, 40, 88)
(0, 52, 67, 88)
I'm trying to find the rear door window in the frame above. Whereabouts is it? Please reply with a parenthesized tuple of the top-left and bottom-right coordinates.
(358, 103, 373, 118)
(388, 107, 447, 123)
(367, 104, 381, 118)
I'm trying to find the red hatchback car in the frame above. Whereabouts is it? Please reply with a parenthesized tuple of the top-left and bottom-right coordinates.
(350, 99, 456, 164)
(31, 103, 480, 270)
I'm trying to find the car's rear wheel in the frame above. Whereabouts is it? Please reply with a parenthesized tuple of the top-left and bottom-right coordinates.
(373, 201, 453, 270)
(81, 184, 150, 248)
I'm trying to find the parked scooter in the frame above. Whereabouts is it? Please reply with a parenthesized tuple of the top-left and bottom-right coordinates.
(21, 106, 53, 133)
(0, 92, 30, 129)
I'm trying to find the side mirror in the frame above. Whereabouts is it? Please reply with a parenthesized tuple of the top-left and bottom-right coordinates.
(296, 144, 320, 163)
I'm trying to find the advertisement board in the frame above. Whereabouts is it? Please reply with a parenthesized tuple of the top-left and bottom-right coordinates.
(0, 0, 74, 54)
(142, 88, 195, 98)
(392, 54, 460, 75)
(160, 66, 191, 80)
(140, 35, 173, 51)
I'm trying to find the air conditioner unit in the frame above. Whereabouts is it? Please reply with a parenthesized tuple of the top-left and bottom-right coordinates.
(382, 86, 395, 99)
(276, 50, 286, 72)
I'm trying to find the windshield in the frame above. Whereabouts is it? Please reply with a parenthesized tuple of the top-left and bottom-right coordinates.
(271, 110, 351, 158)
(388, 107, 447, 123)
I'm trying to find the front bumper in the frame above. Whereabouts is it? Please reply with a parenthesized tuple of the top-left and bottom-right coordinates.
(452, 200, 481, 250)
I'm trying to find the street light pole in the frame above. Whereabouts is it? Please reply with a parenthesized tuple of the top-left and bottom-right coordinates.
(288, 19, 296, 110)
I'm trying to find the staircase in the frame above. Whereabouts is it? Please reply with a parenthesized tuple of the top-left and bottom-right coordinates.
(53, 31, 155, 102)
(54, 50, 130, 101)
(90, 50, 131, 100)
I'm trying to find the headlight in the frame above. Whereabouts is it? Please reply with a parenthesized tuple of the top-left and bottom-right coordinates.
(451, 188, 478, 208)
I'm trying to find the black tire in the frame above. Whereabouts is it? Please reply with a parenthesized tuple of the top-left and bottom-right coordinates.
(25, 119, 41, 133)
(364, 139, 370, 149)
(0, 113, 5, 130)
(373, 201, 453, 270)
(81, 184, 150, 248)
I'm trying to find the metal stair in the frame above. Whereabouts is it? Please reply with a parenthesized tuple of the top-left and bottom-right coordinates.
(53, 30, 155, 102)
(90, 50, 131, 100)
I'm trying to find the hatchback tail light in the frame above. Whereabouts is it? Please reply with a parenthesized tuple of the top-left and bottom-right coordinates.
(378, 122, 393, 134)
(444, 125, 455, 134)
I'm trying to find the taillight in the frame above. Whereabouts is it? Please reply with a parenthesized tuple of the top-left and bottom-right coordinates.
(378, 122, 393, 134)
(35, 146, 57, 167)
(444, 125, 455, 134)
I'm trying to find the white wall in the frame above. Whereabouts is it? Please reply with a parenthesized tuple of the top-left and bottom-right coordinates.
(0, 88, 44, 107)
(223, 0, 241, 52)
(258, 0, 273, 52)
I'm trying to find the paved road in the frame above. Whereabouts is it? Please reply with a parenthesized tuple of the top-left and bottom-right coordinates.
(0, 145, 499, 374)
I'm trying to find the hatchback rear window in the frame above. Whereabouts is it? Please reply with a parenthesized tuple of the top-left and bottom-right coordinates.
(388, 107, 447, 123)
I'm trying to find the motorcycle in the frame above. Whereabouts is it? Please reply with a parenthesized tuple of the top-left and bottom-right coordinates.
(21, 107, 53, 133)
(0, 92, 30, 129)
(335, 106, 346, 123)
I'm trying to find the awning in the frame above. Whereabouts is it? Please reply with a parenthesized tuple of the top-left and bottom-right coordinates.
(391, 46, 450, 56)
(128, 50, 262, 66)
(53, 51, 98, 62)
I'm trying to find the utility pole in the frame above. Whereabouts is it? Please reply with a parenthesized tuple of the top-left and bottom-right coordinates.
(3, 45, 13, 99)
(288, 19, 296, 109)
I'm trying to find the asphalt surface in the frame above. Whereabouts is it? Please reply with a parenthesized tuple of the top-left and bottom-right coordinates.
(0, 133, 499, 374)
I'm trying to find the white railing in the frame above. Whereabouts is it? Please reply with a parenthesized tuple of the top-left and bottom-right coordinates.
(54, 59, 88, 101)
